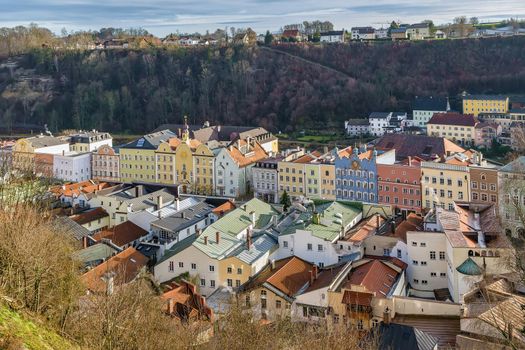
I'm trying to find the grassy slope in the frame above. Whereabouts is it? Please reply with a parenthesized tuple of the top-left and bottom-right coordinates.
(0, 304, 79, 350)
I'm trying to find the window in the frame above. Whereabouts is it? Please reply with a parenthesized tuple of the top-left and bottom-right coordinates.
(246, 295, 251, 307)
(397, 249, 402, 258)
(200, 279, 205, 286)
(421, 261, 427, 266)
(227, 279, 233, 287)
(276, 300, 282, 309)
(283, 241, 288, 248)
(261, 290, 267, 297)
(210, 280, 215, 287)
(413, 279, 419, 284)
(236, 280, 241, 288)
(191, 263, 196, 270)
(209, 265, 215, 272)
(439, 251, 445, 260)
(318, 244, 323, 251)
(440, 273, 446, 278)
(430, 251, 436, 260)
(237, 268, 242, 275)
(227, 267, 232, 274)
(420, 242, 426, 247)
(261, 299, 267, 309)
(431, 272, 437, 277)
(412, 260, 419, 265)
(307, 243, 312, 251)
(178, 262, 184, 268)
(422, 280, 428, 285)
(169, 261, 174, 272)
(383, 248, 390, 256)
(412, 241, 417, 246)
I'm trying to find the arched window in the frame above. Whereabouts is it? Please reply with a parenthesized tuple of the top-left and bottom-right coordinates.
(468, 250, 474, 256)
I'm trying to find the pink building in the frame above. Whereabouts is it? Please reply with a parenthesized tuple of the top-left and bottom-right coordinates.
(92, 145, 120, 182)
(377, 157, 422, 214)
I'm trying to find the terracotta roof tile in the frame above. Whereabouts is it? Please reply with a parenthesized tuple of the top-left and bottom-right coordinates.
(345, 259, 401, 298)
(93, 221, 147, 247)
(266, 257, 315, 297)
(212, 201, 236, 216)
(227, 140, 268, 167)
(81, 247, 148, 293)
(345, 214, 384, 243)
(342, 290, 374, 306)
(70, 207, 109, 225)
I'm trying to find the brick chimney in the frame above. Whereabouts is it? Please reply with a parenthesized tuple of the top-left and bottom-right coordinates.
(383, 307, 391, 324)
(216, 231, 220, 244)
(246, 230, 252, 249)
(204, 236, 208, 245)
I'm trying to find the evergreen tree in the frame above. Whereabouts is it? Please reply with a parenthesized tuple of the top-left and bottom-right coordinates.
(280, 190, 291, 212)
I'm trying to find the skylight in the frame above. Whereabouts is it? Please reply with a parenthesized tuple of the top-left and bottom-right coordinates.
(137, 138, 145, 147)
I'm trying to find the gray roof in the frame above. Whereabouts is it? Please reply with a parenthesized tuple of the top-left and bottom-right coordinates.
(120, 129, 176, 150)
(413, 96, 449, 111)
(391, 28, 407, 33)
(409, 23, 430, 29)
(499, 156, 525, 173)
(150, 200, 214, 233)
(369, 112, 391, 119)
(53, 216, 91, 242)
(346, 119, 369, 126)
(463, 95, 508, 101)
(110, 188, 176, 212)
(234, 233, 277, 265)
(157, 235, 198, 264)
(27, 135, 69, 148)
(378, 323, 438, 350)
(72, 243, 117, 265)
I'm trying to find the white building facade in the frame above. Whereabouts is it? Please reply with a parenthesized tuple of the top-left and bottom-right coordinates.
(53, 152, 92, 182)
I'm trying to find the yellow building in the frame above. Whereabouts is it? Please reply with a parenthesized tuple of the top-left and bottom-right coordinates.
(426, 112, 478, 147)
(193, 144, 215, 195)
(462, 95, 509, 117)
(154, 121, 215, 195)
(12, 135, 70, 174)
(155, 142, 176, 185)
(278, 150, 336, 200)
(218, 256, 252, 289)
(120, 130, 176, 183)
(421, 158, 470, 211)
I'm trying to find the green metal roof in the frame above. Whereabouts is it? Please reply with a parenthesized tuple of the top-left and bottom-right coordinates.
(280, 202, 362, 242)
(193, 198, 280, 259)
(157, 235, 198, 265)
(456, 257, 483, 276)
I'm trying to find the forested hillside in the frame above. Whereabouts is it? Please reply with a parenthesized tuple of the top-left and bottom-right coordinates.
(1, 36, 525, 134)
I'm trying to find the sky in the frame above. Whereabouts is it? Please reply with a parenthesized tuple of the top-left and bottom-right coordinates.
(1, 0, 525, 36)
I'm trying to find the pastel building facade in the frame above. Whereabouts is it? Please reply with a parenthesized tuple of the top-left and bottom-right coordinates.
(53, 152, 92, 182)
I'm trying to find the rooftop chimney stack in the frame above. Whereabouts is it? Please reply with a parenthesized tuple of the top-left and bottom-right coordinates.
(176, 198, 180, 211)
(250, 211, 256, 227)
(157, 195, 163, 211)
(167, 298, 175, 314)
(383, 307, 391, 325)
(246, 230, 252, 249)
(204, 236, 208, 245)
(216, 231, 220, 244)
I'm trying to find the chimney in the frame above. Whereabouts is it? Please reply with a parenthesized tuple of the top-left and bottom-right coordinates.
(250, 211, 256, 226)
(135, 185, 143, 197)
(237, 139, 241, 150)
(271, 259, 276, 270)
(310, 270, 315, 285)
(376, 215, 380, 231)
(157, 195, 163, 210)
(196, 229, 202, 237)
(216, 231, 220, 244)
(313, 265, 318, 279)
(204, 236, 208, 245)
(62, 150, 65, 156)
(383, 307, 391, 325)
(408, 156, 412, 167)
(181, 211, 185, 219)
(246, 230, 252, 249)
(176, 198, 180, 211)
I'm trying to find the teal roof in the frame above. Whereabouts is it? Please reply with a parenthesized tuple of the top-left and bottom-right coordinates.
(157, 235, 198, 264)
(72, 243, 117, 264)
(281, 202, 362, 242)
(194, 198, 280, 259)
(456, 257, 483, 276)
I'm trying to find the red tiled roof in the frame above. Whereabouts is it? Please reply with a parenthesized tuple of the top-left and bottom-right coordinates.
(227, 140, 268, 168)
(346, 214, 385, 243)
(341, 290, 374, 306)
(93, 221, 147, 247)
(81, 247, 148, 293)
(212, 201, 236, 216)
(428, 112, 478, 127)
(266, 257, 315, 297)
(345, 259, 402, 297)
(282, 29, 300, 37)
(70, 207, 109, 225)
(393, 213, 424, 242)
